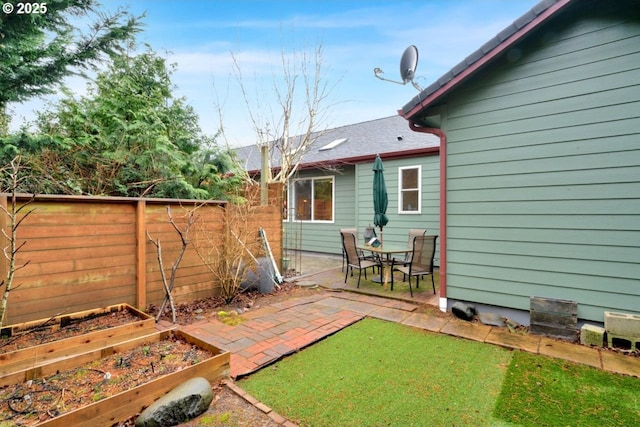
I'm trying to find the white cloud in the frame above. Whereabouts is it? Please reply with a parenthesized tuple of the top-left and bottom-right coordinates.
(8, 0, 538, 146)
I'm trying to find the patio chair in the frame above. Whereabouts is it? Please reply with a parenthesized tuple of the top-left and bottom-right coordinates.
(391, 235, 437, 297)
(340, 228, 380, 273)
(341, 231, 379, 288)
(339, 228, 358, 272)
(392, 228, 427, 265)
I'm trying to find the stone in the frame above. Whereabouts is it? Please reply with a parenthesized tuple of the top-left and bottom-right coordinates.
(239, 257, 273, 293)
(135, 377, 214, 427)
(580, 324, 605, 347)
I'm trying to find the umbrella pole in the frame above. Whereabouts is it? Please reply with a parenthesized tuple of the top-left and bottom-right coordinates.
(379, 227, 391, 289)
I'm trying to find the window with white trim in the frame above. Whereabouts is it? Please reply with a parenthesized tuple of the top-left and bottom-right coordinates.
(292, 176, 334, 222)
(398, 166, 421, 214)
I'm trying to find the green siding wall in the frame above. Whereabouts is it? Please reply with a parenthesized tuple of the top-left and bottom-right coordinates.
(441, 6, 640, 322)
(283, 155, 440, 263)
(355, 156, 440, 264)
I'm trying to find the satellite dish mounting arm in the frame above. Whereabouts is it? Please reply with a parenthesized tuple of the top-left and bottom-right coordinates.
(373, 67, 404, 85)
(373, 45, 423, 91)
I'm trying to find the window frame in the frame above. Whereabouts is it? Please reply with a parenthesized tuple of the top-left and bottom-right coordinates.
(398, 165, 422, 214)
(290, 175, 335, 223)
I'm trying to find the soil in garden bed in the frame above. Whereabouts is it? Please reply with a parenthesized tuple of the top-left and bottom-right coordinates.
(0, 336, 214, 426)
(0, 310, 144, 354)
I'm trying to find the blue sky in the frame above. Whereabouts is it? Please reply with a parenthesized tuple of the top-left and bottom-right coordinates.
(10, 0, 539, 147)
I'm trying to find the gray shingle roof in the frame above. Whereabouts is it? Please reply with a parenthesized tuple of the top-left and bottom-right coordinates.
(401, 0, 567, 118)
(235, 115, 440, 173)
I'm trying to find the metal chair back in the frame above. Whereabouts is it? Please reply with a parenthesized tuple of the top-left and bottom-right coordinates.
(411, 235, 437, 274)
(341, 231, 360, 266)
(340, 231, 378, 287)
(404, 229, 427, 261)
(339, 228, 357, 271)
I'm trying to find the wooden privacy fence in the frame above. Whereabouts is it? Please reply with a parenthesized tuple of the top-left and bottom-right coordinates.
(0, 192, 282, 325)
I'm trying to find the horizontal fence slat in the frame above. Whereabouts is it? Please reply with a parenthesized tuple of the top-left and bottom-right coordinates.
(1, 190, 282, 325)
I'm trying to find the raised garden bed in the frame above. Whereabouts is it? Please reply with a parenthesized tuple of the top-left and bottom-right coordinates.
(0, 329, 230, 426)
(0, 303, 155, 386)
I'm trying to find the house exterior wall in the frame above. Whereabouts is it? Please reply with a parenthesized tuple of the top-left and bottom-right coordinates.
(439, 5, 640, 322)
(284, 154, 440, 264)
(355, 155, 440, 265)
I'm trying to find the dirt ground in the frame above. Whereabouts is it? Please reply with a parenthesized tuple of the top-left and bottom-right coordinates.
(148, 281, 321, 326)
(139, 282, 323, 427)
(0, 286, 295, 427)
(174, 383, 281, 427)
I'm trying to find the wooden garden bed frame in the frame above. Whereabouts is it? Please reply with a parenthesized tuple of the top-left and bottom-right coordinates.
(0, 303, 155, 384)
(6, 329, 230, 426)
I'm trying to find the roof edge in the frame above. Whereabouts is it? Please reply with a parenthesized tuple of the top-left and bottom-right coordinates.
(245, 146, 440, 175)
(400, 0, 572, 120)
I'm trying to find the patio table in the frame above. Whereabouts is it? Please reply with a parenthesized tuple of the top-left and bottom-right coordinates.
(357, 243, 412, 289)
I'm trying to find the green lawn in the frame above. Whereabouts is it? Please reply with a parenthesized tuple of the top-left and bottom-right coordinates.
(495, 351, 640, 426)
(240, 318, 512, 426)
(239, 318, 640, 427)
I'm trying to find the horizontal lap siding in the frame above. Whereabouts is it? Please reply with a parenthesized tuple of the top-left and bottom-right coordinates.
(443, 9, 640, 322)
(356, 156, 440, 263)
(287, 156, 441, 261)
(11, 202, 137, 324)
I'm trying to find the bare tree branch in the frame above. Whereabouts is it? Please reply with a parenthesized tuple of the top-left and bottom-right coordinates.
(147, 206, 197, 323)
(0, 156, 35, 328)
(216, 40, 338, 184)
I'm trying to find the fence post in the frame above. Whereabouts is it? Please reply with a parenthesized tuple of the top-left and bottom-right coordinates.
(136, 199, 147, 310)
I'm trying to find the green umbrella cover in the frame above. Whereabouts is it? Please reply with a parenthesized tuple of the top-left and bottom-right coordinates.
(372, 154, 388, 239)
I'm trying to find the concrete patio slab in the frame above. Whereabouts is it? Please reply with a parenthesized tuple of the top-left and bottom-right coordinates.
(601, 350, 640, 377)
(538, 337, 601, 369)
(485, 328, 541, 353)
(440, 318, 492, 342)
(316, 296, 380, 315)
(401, 312, 449, 332)
(336, 292, 419, 312)
(368, 306, 413, 323)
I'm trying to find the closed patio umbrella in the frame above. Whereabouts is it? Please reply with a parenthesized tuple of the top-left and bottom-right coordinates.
(372, 154, 388, 243)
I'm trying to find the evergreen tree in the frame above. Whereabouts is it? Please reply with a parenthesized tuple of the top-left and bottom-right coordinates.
(0, 0, 143, 131)
(31, 47, 243, 199)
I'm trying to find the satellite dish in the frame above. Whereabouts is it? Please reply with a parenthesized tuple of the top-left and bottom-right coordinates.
(373, 45, 423, 91)
(400, 45, 418, 84)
